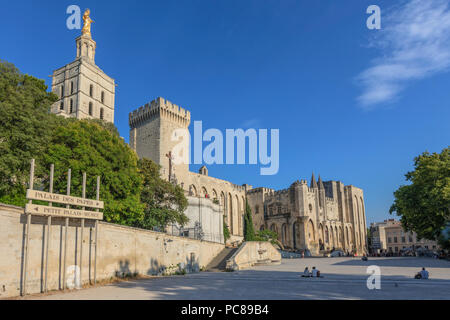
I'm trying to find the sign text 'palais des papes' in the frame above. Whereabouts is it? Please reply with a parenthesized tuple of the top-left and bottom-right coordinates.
(25, 189, 104, 220)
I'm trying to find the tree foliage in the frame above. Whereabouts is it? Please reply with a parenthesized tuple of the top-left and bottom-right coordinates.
(254, 229, 279, 246)
(0, 60, 59, 205)
(41, 119, 145, 226)
(136, 158, 188, 230)
(390, 147, 450, 243)
(244, 200, 256, 241)
(223, 218, 231, 242)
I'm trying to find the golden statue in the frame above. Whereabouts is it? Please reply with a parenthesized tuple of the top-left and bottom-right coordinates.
(81, 9, 94, 37)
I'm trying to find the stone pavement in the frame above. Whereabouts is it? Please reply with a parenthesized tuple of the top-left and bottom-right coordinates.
(25, 257, 450, 300)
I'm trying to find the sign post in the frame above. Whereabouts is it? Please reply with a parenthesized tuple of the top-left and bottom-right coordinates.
(21, 160, 103, 296)
(63, 169, 71, 291)
(22, 159, 34, 296)
(44, 164, 54, 293)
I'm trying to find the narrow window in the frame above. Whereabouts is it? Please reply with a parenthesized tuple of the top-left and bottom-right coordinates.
(89, 102, 93, 116)
(60, 101, 64, 110)
(61, 85, 64, 98)
(89, 84, 93, 97)
(70, 81, 74, 94)
(100, 108, 104, 120)
(69, 99, 73, 113)
(101, 91, 105, 104)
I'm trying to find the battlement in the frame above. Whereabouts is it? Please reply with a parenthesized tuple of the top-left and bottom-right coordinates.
(246, 187, 274, 195)
(129, 97, 191, 128)
(290, 179, 308, 187)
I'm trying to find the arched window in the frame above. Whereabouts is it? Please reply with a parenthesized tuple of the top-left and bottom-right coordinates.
(89, 102, 93, 116)
(100, 108, 104, 120)
(101, 91, 105, 104)
(60, 101, 64, 110)
(69, 99, 73, 113)
(70, 81, 74, 94)
(89, 84, 93, 97)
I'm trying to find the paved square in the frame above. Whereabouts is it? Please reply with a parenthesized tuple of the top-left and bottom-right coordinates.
(27, 257, 450, 300)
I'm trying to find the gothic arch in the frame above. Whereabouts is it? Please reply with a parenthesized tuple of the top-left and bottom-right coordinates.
(335, 226, 338, 247)
(330, 227, 335, 248)
(228, 193, 233, 234)
(346, 226, 350, 247)
(318, 224, 324, 242)
(307, 219, 315, 244)
(356, 231, 359, 248)
(189, 185, 197, 197)
(281, 223, 288, 245)
(270, 223, 278, 236)
(292, 222, 299, 249)
(235, 195, 241, 235)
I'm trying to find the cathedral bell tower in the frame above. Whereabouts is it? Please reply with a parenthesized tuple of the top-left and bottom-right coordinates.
(50, 9, 115, 123)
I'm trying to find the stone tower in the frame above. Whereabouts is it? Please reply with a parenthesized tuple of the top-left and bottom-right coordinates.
(50, 14, 115, 123)
(129, 97, 191, 181)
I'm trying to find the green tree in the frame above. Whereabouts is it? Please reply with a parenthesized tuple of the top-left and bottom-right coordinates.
(367, 227, 372, 248)
(42, 119, 145, 226)
(244, 200, 256, 241)
(223, 217, 231, 242)
(390, 147, 450, 244)
(0, 60, 59, 206)
(136, 158, 188, 230)
(254, 229, 279, 246)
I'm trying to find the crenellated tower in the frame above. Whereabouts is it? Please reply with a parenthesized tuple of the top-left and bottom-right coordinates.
(129, 97, 191, 181)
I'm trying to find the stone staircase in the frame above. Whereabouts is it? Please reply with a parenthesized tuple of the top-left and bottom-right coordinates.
(205, 247, 239, 272)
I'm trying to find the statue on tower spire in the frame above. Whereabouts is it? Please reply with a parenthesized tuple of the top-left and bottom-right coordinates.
(81, 9, 94, 37)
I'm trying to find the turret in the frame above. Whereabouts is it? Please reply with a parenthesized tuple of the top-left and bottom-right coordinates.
(310, 172, 318, 189)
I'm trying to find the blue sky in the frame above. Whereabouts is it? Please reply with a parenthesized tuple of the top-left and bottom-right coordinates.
(2, 0, 449, 223)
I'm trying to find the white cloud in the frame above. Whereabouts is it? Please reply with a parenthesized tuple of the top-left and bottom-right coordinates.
(357, 0, 450, 108)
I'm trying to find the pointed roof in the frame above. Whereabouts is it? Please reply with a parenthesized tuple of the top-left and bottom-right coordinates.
(318, 175, 324, 189)
(310, 172, 318, 188)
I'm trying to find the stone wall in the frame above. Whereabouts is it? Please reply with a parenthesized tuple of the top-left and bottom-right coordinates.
(226, 241, 281, 271)
(0, 203, 224, 298)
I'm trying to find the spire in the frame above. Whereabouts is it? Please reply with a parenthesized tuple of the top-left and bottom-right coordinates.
(76, 9, 96, 62)
(310, 172, 318, 188)
(318, 175, 324, 189)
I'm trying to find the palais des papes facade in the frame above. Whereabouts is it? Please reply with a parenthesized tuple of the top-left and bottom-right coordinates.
(49, 11, 368, 255)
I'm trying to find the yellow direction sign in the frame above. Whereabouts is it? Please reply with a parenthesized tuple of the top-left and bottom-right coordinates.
(26, 189, 104, 209)
(25, 203, 103, 220)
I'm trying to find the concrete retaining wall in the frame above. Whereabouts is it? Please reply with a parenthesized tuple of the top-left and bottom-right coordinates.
(226, 241, 281, 271)
(0, 203, 224, 298)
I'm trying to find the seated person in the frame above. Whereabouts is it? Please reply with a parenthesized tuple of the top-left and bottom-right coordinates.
(302, 267, 311, 277)
(312, 267, 318, 277)
(420, 267, 429, 279)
